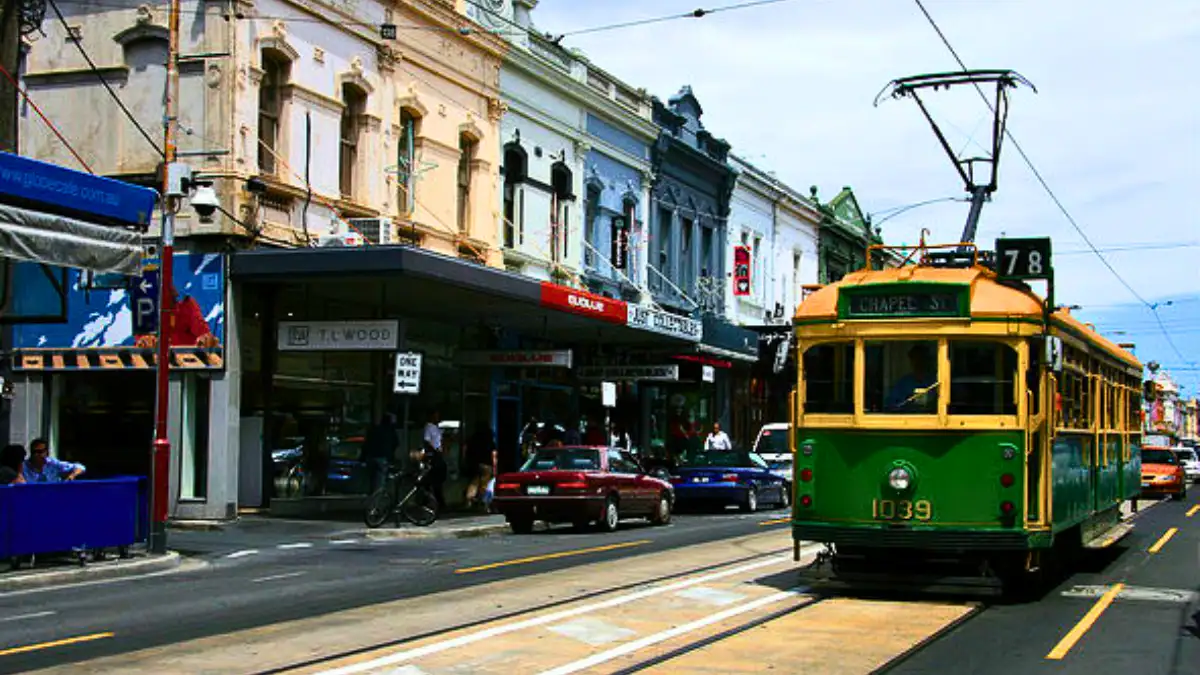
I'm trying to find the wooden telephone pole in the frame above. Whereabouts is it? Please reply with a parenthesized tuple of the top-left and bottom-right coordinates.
(0, 0, 21, 153)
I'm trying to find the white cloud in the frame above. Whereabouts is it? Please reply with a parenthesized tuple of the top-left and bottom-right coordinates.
(528, 0, 1200, 391)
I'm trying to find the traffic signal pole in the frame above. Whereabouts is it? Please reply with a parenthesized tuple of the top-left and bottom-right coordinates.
(149, 0, 182, 555)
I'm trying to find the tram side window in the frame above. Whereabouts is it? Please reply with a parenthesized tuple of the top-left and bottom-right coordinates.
(864, 340, 939, 414)
(948, 341, 1017, 415)
(802, 343, 855, 414)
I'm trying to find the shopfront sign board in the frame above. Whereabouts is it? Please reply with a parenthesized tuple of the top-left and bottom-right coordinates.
(278, 320, 399, 351)
(601, 382, 617, 407)
(540, 282, 628, 325)
(577, 365, 680, 382)
(457, 349, 573, 367)
(626, 304, 702, 342)
(393, 351, 422, 394)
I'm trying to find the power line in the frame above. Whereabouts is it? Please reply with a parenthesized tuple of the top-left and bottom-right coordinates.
(911, 0, 1194, 368)
(0, 58, 92, 173)
(555, 0, 797, 39)
(47, 0, 164, 158)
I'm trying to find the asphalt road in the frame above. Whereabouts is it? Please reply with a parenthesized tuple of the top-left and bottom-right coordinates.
(0, 508, 791, 673)
(891, 495, 1200, 675)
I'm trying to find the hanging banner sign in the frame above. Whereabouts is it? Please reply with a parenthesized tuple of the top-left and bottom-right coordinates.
(457, 350, 573, 367)
(577, 365, 680, 382)
(733, 245, 751, 296)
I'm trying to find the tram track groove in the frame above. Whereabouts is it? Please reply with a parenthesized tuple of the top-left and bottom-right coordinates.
(252, 545, 808, 675)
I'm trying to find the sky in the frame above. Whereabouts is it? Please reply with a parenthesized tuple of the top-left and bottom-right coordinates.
(527, 0, 1200, 396)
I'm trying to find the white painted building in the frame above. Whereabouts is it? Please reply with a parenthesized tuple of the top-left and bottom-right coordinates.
(725, 155, 821, 329)
(467, 0, 657, 295)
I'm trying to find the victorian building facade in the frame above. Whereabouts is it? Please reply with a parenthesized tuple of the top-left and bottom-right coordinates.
(810, 186, 884, 283)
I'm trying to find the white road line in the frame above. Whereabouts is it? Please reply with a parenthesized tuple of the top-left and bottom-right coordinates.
(314, 552, 801, 675)
(538, 588, 808, 675)
(329, 539, 360, 545)
(277, 543, 314, 550)
(226, 549, 259, 559)
(0, 610, 57, 623)
(252, 571, 307, 583)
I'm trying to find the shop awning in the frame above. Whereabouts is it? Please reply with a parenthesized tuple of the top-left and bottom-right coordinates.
(696, 315, 760, 363)
(230, 245, 703, 348)
(0, 203, 143, 275)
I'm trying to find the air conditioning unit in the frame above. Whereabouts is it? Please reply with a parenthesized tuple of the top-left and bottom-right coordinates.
(347, 217, 394, 245)
(316, 231, 364, 247)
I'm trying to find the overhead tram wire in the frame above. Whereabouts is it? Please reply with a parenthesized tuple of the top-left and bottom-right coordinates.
(553, 0, 798, 40)
(911, 0, 1194, 367)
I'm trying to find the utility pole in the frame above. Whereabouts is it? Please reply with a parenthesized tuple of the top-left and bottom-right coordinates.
(149, 0, 182, 554)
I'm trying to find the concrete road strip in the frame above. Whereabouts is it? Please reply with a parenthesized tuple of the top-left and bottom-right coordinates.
(537, 589, 808, 675)
(1147, 527, 1178, 554)
(313, 554, 794, 675)
(0, 632, 114, 658)
(0, 611, 56, 623)
(454, 540, 653, 574)
(1046, 583, 1124, 660)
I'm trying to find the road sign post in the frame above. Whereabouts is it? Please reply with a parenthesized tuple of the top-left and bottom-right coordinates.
(132, 267, 160, 335)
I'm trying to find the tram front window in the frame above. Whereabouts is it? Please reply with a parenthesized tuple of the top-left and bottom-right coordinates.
(949, 341, 1018, 415)
(866, 340, 938, 414)
(802, 342, 854, 414)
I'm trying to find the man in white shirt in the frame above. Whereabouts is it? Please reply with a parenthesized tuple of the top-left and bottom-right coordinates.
(423, 409, 447, 511)
(704, 422, 732, 451)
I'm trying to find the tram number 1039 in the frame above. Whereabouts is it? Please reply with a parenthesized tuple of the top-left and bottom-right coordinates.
(872, 499, 933, 521)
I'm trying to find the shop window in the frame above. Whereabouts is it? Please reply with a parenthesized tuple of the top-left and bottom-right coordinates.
(679, 217, 693, 287)
(802, 342, 854, 414)
(584, 185, 601, 268)
(180, 375, 211, 500)
(865, 340, 939, 414)
(948, 341, 1017, 415)
(258, 50, 290, 175)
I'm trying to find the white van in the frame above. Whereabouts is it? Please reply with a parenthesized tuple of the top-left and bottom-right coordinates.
(751, 423, 793, 488)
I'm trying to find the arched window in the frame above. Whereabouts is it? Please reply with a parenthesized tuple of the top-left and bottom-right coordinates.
(616, 196, 637, 274)
(502, 144, 527, 248)
(584, 183, 602, 268)
(339, 83, 368, 198)
(396, 109, 420, 215)
(457, 133, 478, 233)
(258, 50, 291, 175)
(550, 162, 572, 263)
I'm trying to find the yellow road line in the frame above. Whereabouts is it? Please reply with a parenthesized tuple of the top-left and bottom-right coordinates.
(455, 540, 652, 574)
(0, 632, 114, 658)
(1046, 583, 1124, 660)
(758, 517, 790, 526)
(1148, 527, 1178, 554)
(1186, 505, 1199, 518)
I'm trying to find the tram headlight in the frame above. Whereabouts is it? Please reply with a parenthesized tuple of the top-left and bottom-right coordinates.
(888, 467, 912, 491)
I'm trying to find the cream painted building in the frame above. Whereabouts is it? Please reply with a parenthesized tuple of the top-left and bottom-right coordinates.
(21, 0, 509, 263)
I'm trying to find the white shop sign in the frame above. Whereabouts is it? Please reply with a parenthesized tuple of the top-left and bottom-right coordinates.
(278, 320, 399, 351)
(626, 305, 702, 342)
(393, 351, 422, 394)
(577, 365, 680, 382)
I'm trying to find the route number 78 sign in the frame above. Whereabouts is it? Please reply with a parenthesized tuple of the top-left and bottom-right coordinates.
(995, 237, 1052, 281)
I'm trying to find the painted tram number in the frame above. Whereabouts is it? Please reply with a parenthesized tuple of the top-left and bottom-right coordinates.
(872, 499, 933, 521)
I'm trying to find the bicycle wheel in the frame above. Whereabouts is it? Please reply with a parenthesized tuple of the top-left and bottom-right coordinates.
(401, 487, 439, 527)
(364, 486, 395, 528)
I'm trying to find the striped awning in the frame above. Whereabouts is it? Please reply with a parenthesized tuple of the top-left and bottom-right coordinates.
(14, 348, 224, 371)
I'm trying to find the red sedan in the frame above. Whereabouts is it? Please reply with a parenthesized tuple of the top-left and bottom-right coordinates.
(492, 445, 674, 533)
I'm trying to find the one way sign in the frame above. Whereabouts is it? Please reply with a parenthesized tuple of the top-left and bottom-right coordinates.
(132, 268, 160, 335)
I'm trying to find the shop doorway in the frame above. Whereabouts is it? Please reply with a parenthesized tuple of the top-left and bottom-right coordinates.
(55, 372, 155, 478)
(496, 397, 521, 473)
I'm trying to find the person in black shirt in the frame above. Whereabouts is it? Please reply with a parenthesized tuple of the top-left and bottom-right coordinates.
(464, 425, 497, 511)
(1, 444, 26, 485)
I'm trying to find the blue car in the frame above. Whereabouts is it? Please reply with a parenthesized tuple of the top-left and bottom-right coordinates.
(670, 450, 789, 513)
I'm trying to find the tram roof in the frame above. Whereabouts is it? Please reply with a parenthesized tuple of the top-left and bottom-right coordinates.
(795, 265, 1141, 369)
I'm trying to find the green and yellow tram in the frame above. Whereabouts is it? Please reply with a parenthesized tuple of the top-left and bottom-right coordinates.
(789, 243, 1142, 593)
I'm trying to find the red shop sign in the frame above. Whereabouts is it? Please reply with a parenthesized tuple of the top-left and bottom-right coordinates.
(540, 282, 628, 324)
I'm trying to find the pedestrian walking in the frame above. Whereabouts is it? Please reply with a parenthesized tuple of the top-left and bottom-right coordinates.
(704, 422, 732, 451)
(423, 409, 448, 512)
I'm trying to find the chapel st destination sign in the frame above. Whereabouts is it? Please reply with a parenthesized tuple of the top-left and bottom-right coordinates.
(841, 287, 966, 319)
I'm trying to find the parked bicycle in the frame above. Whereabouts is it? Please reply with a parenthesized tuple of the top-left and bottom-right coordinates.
(364, 450, 439, 528)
